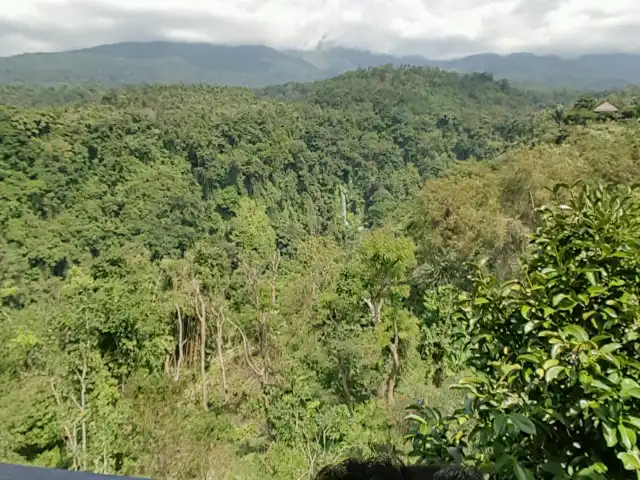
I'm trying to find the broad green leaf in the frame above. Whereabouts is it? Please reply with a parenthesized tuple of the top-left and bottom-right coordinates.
(552, 293, 567, 306)
(622, 379, 640, 399)
(517, 353, 538, 363)
(447, 447, 463, 464)
(510, 413, 536, 435)
(600, 343, 622, 354)
(494, 413, 507, 436)
(545, 365, 565, 382)
(619, 424, 637, 450)
(562, 324, 589, 342)
(585, 270, 597, 286)
(542, 461, 566, 476)
(576, 464, 608, 479)
(617, 451, 640, 471)
(603, 422, 618, 447)
(588, 285, 607, 296)
(543, 359, 559, 370)
(591, 379, 611, 391)
(514, 462, 534, 480)
(500, 363, 522, 376)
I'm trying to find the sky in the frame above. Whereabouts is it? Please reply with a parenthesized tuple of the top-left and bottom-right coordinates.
(0, 0, 639, 58)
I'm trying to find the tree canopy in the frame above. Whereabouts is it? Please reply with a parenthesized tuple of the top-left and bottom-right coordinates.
(2, 65, 640, 479)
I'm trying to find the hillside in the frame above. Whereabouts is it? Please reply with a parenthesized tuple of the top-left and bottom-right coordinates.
(1, 66, 640, 479)
(1, 41, 640, 89)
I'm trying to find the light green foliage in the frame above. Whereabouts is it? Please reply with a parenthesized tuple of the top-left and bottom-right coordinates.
(408, 183, 640, 479)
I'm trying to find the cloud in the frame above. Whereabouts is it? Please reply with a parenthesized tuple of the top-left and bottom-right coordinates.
(0, 0, 639, 58)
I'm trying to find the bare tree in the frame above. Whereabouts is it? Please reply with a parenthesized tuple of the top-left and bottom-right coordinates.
(192, 279, 209, 411)
(386, 318, 400, 405)
(211, 299, 228, 403)
(174, 303, 185, 381)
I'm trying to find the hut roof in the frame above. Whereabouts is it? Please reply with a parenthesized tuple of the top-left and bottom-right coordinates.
(594, 101, 619, 113)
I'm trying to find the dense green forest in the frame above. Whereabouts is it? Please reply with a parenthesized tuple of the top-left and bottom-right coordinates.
(2, 41, 640, 90)
(2, 65, 640, 479)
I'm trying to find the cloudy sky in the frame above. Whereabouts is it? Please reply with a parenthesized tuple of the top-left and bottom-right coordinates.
(1, 0, 639, 58)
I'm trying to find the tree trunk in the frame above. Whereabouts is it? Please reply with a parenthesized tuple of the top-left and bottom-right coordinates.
(194, 282, 209, 411)
(386, 321, 401, 406)
(364, 297, 383, 324)
(340, 369, 353, 415)
(78, 359, 88, 471)
(175, 303, 184, 381)
(270, 250, 280, 307)
(215, 306, 228, 403)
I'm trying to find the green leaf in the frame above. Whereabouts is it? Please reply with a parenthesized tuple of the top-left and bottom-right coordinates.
(404, 414, 428, 426)
(603, 422, 618, 447)
(576, 464, 608, 479)
(517, 353, 538, 363)
(500, 363, 522, 376)
(514, 462, 534, 480)
(542, 461, 566, 476)
(625, 417, 640, 429)
(552, 293, 568, 306)
(588, 285, 607, 296)
(619, 424, 637, 450)
(622, 379, 640, 399)
(585, 271, 598, 286)
(447, 447, 463, 464)
(493, 413, 508, 436)
(543, 359, 559, 370)
(510, 413, 536, 435)
(617, 451, 640, 471)
(494, 454, 511, 472)
(545, 365, 565, 382)
(521, 305, 531, 320)
(591, 379, 611, 391)
(562, 324, 589, 342)
(600, 343, 622, 354)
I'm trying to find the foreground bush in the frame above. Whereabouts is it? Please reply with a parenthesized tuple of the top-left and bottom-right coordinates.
(407, 183, 640, 479)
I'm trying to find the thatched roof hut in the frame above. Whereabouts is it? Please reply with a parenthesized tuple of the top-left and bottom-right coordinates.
(594, 101, 619, 113)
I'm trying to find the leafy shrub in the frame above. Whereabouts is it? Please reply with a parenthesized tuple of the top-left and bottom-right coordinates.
(407, 183, 640, 479)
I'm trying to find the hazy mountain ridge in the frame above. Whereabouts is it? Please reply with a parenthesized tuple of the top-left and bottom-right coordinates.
(1, 41, 639, 89)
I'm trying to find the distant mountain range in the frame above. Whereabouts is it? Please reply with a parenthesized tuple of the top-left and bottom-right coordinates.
(1, 41, 639, 90)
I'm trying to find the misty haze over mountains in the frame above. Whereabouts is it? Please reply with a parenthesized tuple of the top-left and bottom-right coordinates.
(1, 41, 639, 90)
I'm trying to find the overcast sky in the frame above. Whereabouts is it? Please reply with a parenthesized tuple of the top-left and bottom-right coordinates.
(1, 0, 639, 58)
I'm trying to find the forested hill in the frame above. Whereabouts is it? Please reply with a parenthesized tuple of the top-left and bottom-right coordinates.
(2, 65, 640, 479)
(1, 41, 640, 89)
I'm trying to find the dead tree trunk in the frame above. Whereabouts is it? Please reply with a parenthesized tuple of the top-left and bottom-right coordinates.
(50, 379, 79, 470)
(230, 317, 271, 436)
(193, 281, 209, 411)
(75, 358, 88, 471)
(213, 303, 228, 402)
(270, 250, 280, 308)
(386, 319, 400, 406)
(175, 303, 184, 381)
(364, 297, 383, 325)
